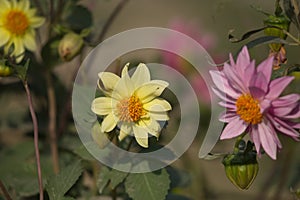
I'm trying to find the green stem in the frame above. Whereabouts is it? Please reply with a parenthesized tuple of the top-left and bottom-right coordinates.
(46, 72, 60, 174)
(23, 81, 44, 200)
(0, 180, 12, 200)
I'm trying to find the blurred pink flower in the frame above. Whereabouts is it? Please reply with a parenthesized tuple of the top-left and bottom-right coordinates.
(161, 19, 222, 104)
(210, 46, 300, 160)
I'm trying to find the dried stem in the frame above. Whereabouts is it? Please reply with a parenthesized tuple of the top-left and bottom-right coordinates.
(23, 81, 44, 200)
(96, 0, 130, 42)
(0, 180, 12, 200)
(46, 72, 60, 174)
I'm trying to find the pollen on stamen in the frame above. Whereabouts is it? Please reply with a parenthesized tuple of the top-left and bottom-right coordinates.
(117, 95, 145, 122)
(236, 94, 263, 125)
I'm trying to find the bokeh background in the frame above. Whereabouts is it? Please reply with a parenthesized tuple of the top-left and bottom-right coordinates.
(1, 0, 300, 199)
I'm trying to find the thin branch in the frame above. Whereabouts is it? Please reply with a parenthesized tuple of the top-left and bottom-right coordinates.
(96, 0, 130, 42)
(0, 180, 12, 200)
(46, 72, 60, 174)
(23, 81, 44, 200)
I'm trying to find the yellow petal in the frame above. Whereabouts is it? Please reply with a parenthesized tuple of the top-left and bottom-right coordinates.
(133, 126, 148, 148)
(0, 28, 10, 46)
(91, 97, 115, 115)
(143, 98, 172, 112)
(135, 80, 169, 103)
(119, 123, 132, 141)
(0, 0, 10, 16)
(98, 72, 120, 92)
(17, 0, 30, 11)
(131, 63, 151, 88)
(149, 112, 169, 121)
(139, 118, 160, 138)
(13, 37, 25, 63)
(29, 16, 45, 28)
(101, 112, 118, 132)
(23, 30, 36, 51)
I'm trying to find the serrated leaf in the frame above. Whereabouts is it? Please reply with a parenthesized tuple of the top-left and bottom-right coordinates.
(97, 166, 128, 193)
(125, 169, 170, 200)
(46, 160, 83, 200)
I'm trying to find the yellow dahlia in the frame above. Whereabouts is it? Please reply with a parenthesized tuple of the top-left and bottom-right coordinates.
(91, 63, 172, 148)
(0, 0, 45, 62)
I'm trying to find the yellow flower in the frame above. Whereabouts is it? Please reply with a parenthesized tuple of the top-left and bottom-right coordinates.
(0, 0, 45, 62)
(91, 63, 172, 148)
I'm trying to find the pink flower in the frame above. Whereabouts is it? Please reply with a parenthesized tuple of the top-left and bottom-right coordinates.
(210, 46, 300, 159)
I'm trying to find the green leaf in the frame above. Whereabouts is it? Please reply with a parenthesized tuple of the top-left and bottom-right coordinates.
(97, 166, 128, 193)
(13, 59, 30, 81)
(228, 28, 265, 43)
(46, 160, 83, 200)
(125, 169, 170, 200)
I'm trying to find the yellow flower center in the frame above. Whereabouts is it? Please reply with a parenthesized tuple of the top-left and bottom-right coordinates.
(117, 95, 145, 122)
(4, 10, 29, 35)
(236, 94, 262, 125)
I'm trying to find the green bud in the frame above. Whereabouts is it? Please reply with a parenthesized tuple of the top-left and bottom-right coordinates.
(264, 14, 290, 52)
(58, 32, 84, 61)
(0, 64, 13, 77)
(223, 148, 258, 190)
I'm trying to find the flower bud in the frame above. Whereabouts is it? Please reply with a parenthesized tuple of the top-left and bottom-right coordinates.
(58, 32, 84, 61)
(264, 15, 290, 52)
(0, 64, 13, 77)
(223, 150, 258, 190)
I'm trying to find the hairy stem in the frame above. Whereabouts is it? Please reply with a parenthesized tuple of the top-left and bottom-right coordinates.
(0, 180, 12, 200)
(46, 72, 60, 174)
(24, 81, 44, 200)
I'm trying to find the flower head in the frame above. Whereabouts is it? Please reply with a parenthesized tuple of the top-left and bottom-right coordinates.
(210, 46, 300, 159)
(0, 0, 45, 62)
(91, 63, 172, 148)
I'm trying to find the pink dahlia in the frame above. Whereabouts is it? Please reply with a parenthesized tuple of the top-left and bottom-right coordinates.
(210, 46, 300, 159)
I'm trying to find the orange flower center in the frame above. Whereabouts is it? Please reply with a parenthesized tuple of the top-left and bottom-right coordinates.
(236, 94, 262, 125)
(117, 95, 145, 122)
(4, 10, 29, 35)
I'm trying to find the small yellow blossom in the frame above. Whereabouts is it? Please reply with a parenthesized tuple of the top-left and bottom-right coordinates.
(0, 0, 45, 62)
(91, 63, 172, 148)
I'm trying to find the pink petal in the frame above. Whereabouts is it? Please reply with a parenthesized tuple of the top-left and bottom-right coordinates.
(256, 56, 274, 84)
(249, 126, 261, 154)
(257, 122, 277, 160)
(270, 116, 300, 138)
(272, 94, 300, 107)
(249, 87, 266, 100)
(218, 101, 236, 110)
(223, 63, 247, 93)
(266, 76, 294, 99)
(210, 70, 240, 99)
(236, 46, 251, 73)
(220, 117, 248, 139)
(272, 103, 299, 117)
(211, 87, 236, 104)
(219, 111, 237, 123)
(244, 61, 255, 87)
(249, 72, 268, 93)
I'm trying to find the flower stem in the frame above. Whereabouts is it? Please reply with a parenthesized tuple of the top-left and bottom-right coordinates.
(23, 81, 44, 200)
(46, 72, 60, 174)
(0, 180, 12, 200)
